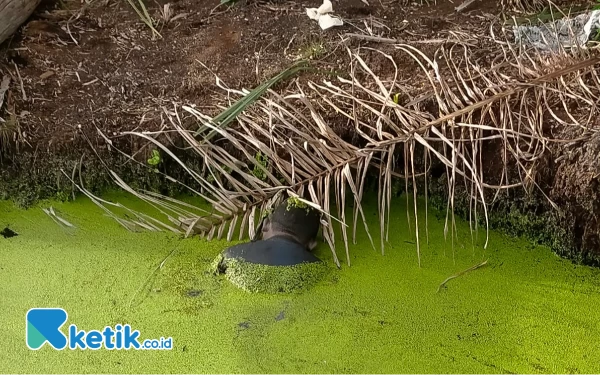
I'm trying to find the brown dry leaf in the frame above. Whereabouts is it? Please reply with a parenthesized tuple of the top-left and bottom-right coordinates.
(39, 71, 55, 80)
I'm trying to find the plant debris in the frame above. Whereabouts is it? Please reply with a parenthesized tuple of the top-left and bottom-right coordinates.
(437, 260, 489, 293)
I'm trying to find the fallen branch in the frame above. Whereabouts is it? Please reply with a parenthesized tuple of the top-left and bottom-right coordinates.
(437, 259, 488, 292)
(344, 33, 476, 46)
(344, 33, 399, 44)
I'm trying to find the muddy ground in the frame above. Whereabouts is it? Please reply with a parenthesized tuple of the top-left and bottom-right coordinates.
(1, 0, 600, 265)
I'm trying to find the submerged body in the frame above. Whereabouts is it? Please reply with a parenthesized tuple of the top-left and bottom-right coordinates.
(260, 200, 321, 250)
(222, 235, 321, 267)
(215, 199, 325, 292)
(220, 199, 323, 269)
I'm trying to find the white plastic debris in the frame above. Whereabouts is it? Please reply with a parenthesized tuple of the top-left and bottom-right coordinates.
(306, 0, 344, 30)
(513, 10, 600, 52)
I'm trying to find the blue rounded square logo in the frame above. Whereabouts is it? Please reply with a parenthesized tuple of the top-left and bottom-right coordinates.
(26, 308, 68, 350)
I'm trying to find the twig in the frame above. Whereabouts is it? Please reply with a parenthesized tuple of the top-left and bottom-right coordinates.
(65, 23, 79, 45)
(344, 33, 474, 46)
(82, 78, 99, 86)
(455, 0, 476, 12)
(283, 33, 297, 57)
(345, 33, 398, 44)
(411, 38, 477, 46)
(128, 247, 179, 309)
(0, 76, 10, 109)
(13, 63, 27, 101)
(437, 259, 488, 292)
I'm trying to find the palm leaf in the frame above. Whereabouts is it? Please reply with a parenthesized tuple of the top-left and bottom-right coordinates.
(195, 60, 313, 142)
(83, 22, 600, 267)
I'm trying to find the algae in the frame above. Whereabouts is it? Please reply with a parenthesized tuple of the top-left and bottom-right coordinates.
(426, 174, 592, 266)
(1, 192, 600, 373)
(252, 151, 269, 181)
(214, 254, 329, 294)
(285, 196, 310, 211)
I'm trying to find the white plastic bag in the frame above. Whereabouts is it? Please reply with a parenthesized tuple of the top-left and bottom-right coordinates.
(306, 0, 344, 30)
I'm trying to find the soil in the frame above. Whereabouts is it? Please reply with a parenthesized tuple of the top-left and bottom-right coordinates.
(1, 0, 600, 265)
(0, 0, 505, 200)
(0, 0, 501, 153)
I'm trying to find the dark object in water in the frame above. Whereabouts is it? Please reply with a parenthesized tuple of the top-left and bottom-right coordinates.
(214, 199, 327, 293)
(222, 236, 321, 267)
(275, 310, 285, 321)
(1, 227, 18, 238)
(220, 200, 322, 267)
(186, 289, 203, 297)
(259, 200, 321, 251)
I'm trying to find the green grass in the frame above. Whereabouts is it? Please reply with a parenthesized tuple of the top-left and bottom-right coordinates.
(125, 0, 161, 39)
(1, 192, 600, 373)
(298, 40, 327, 60)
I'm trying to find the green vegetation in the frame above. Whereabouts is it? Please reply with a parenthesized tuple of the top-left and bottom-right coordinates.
(125, 0, 162, 39)
(0, 112, 19, 151)
(286, 196, 310, 211)
(425, 174, 592, 266)
(298, 40, 327, 60)
(0, 152, 198, 209)
(2, 193, 600, 372)
(147, 149, 161, 166)
(195, 60, 312, 142)
(252, 151, 269, 181)
(213, 255, 329, 294)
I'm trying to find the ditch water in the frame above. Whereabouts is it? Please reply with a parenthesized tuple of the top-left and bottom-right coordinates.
(2, 192, 599, 373)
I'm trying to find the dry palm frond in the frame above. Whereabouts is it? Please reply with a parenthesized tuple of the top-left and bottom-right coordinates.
(195, 59, 313, 142)
(83, 21, 600, 268)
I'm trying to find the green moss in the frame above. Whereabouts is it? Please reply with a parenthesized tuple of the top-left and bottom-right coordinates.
(216, 255, 329, 294)
(425, 174, 595, 266)
(0, 150, 200, 208)
(252, 151, 269, 181)
(285, 196, 310, 211)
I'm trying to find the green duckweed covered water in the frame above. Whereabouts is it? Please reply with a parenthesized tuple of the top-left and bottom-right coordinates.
(213, 255, 330, 294)
(1, 193, 600, 373)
